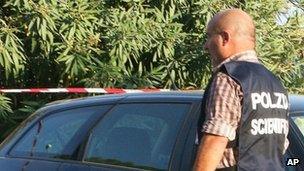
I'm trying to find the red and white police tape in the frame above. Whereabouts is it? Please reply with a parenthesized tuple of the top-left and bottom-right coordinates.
(0, 88, 170, 94)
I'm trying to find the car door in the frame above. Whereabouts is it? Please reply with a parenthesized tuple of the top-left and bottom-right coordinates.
(82, 101, 199, 171)
(285, 111, 304, 171)
(6, 105, 112, 171)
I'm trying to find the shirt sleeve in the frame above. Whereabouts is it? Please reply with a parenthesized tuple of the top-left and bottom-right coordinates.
(202, 72, 243, 141)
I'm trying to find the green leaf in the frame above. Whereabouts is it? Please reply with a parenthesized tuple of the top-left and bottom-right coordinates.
(68, 24, 76, 40)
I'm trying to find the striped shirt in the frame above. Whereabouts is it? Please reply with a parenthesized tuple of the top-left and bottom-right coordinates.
(201, 50, 288, 168)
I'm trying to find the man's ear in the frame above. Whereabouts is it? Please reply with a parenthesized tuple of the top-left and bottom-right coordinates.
(220, 31, 230, 45)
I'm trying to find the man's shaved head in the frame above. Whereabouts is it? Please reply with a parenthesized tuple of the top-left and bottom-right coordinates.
(208, 9, 256, 44)
(204, 9, 256, 67)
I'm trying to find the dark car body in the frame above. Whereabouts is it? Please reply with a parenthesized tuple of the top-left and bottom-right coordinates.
(0, 92, 303, 171)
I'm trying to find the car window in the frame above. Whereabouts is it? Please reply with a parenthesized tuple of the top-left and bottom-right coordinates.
(291, 114, 304, 136)
(84, 103, 191, 170)
(10, 105, 110, 160)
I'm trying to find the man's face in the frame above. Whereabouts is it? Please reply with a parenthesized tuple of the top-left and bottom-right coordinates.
(204, 22, 224, 67)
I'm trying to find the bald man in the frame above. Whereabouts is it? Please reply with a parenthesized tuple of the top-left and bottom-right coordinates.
(193, 9, 289, 171)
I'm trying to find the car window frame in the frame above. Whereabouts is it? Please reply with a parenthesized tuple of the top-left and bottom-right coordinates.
(289, 111, 304, 147)
(7, 104, 114, 162)
(178, 101, 202, 171)
(169, 100, 202, 171)
(81, 101, 199, 171)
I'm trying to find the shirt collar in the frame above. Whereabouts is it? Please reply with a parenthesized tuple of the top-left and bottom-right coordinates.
(213, 50, 260, 73)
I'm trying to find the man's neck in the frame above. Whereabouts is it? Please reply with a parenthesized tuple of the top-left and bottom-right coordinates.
(212, 50, 257, 72)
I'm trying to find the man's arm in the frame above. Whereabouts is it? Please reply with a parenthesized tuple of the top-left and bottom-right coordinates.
(194, 72, 242, 170)
(193, 133, 228, 171)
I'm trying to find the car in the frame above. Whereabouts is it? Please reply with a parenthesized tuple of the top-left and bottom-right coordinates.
(286, 94, 304, 170)
(0, 92, 303, 171)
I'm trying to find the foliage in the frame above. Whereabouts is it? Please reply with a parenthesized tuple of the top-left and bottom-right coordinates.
(0, 0, 302, 90)
(0, 19, 25, 78)
(0, 94, 13, 141)
(0, 94, 12, 121)
(18, 100, 47, 114)
(0, 0, 303, 141)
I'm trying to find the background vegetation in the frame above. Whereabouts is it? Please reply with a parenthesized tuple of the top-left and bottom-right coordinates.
(0, 0, 303, 142)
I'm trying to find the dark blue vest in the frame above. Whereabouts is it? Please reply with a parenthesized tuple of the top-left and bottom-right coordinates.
(199, 61, 289, 171)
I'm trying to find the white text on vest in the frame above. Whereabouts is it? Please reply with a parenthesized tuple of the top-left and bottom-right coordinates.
(251, 118, 288, 135)
(251, 92, 288, 110)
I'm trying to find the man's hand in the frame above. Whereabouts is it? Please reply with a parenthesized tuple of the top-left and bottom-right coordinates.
(193, 133, 228, 171)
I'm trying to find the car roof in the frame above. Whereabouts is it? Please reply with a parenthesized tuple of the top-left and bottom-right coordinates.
(289, 94, 304, 113)
(41, 91, 203, 112)
(41, 91, 304, 114)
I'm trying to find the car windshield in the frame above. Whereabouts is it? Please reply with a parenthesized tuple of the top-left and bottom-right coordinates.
(291, 113, 304, 137)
